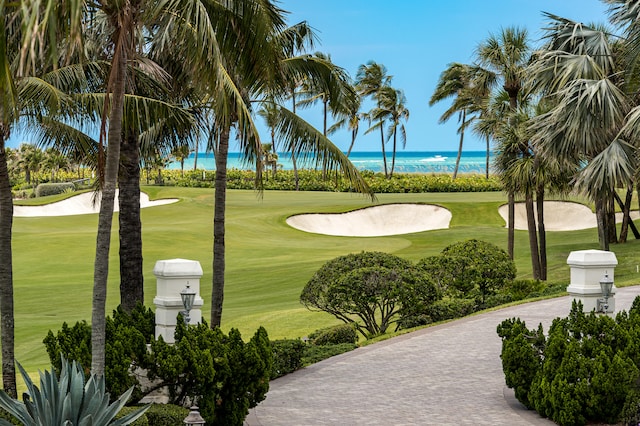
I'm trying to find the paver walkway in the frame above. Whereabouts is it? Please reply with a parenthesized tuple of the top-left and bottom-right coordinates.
(245, 287, 640, 425)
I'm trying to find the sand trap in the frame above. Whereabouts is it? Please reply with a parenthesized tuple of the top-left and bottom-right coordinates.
(286, 204, 452, 237)
(498, 201, 640, 231)
(14, 190, 178, 217)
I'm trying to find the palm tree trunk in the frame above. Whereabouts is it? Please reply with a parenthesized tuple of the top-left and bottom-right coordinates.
(485, 135, 490, 180)
(193, 142, 199, 171)
(92, 43, 126, 377)
(211, 125, 230, 327)
(390, 131, 397, 178)
(453, 111, 465, 180)
(595, 197, 609, 251)
(379, 123, 388, 178)
(507, 191, 515, 259)
(617, 188, 633, 243)
(118, 131, 143, 312)
(292, 94, 300, 190)
(0, 135, 16, 398)
(536, 186, 547, 281)
(608, 196, 617, 244)
(614, 191, 640, 239)
(525, 191, 541, 280)
(346, 130, 356, 158)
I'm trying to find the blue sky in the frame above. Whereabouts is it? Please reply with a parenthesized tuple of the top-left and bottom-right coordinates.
(263, 0, 610, 153)
(7, 1, 611, 153)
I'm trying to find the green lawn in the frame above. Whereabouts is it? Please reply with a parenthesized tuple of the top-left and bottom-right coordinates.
(10, 186, 640, 374)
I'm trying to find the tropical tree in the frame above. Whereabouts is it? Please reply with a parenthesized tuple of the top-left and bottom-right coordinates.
(429, 62, 478, 179)
(476, 27, 532, 259)
(371, 86, 409, 177)
(527, 12, 636, 250)
(356, 61, 392, 177)
(328, 90, 364, 157)
(206, 3, 373, 327)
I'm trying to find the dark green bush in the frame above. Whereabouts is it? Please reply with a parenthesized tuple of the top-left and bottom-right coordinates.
(162, 168, 503, 193)
(0, 408, 18, 425)
(398, 297, 477, 329)
(34, 182, 75, 197)
(308, 324, 358, 345)
(501, 279, 547, 301)
(302, 343, 357, 366)
(271, 339, 305, 379)
(119, 404, 189, 426)
(301, 251, 438, 338)
(498, 300, 640, 426)
(419, 239, 516, 303)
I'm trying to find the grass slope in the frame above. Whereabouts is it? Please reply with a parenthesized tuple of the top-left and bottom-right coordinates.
(9, 186, 640, 374)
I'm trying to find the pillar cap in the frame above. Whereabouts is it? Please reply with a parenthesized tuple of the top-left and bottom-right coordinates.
(567, 250, 618, 267)
(153, 258, 203, 278)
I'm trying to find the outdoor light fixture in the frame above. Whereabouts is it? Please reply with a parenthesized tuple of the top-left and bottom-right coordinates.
(598, 272, 614, 314)
(180, 282, 196, 325)
(183, 405, 206, 425)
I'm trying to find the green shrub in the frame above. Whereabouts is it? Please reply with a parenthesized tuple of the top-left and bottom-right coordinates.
(419, 239, 516, 303)
(119, 404, 189, 426)
(301, 251, 438, 338)
(162, 168, 503, 193)
(498, 300, 640, 425)
(398, 297, 477, 329)
(302, 343, 357, 366)
(0, 408, 19, 425)
(308, 324, 358, 345)
(501, 279, 547, 301)
(271, 339, 305, 379)
(34, 182, 75, 197)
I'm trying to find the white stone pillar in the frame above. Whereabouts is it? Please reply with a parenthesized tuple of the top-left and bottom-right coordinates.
(153, 258, 204, 343)
(566, 249, 617, 313)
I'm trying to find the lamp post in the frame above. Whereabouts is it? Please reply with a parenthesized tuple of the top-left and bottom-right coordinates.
(183, 405, 206, 425)
(598, 273, 614, 314)
(180, 282, 196, 325)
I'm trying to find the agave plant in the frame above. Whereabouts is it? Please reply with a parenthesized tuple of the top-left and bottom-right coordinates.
(0, 357, 148, 425)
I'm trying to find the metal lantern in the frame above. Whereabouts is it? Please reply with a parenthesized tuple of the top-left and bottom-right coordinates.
(598, 273, 614, 313)
(180, 283, 196, 325)
(183, 406, 206, 425)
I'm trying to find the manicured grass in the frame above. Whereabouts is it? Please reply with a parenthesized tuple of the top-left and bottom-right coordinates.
(9, 186, 640, 375)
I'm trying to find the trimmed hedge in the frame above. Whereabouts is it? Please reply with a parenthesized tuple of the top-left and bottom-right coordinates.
(161, 169, 503, 193)
(34, 182, 75, 197)
(308, 324, 358, 346)
(119, 404, 189, 426)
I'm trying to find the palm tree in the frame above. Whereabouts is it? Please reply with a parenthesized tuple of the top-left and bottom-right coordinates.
(328, 91, 364, 157)
(527, 13, 632, 250)
(372, 86, 409, 177)
(205, 2, 373, 327)
(356, 61, 392, 177)
(476, 27, 531, 259)
(429, 62, 477, 179)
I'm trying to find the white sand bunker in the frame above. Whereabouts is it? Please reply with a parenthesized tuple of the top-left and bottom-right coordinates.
(14, 190, 178, 217)
(498, 201, 640, 231)
(286, 204, 452, 237)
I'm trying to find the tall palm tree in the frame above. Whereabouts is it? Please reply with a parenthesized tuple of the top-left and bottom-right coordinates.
(476, 27, 531, 259)
(356, 61, 392, 177)
(372, 86, 409, 177)
(328, 91, 364, 157)
(429, 62, 477, 179)
(527, 13, 633, 250)
(206, 2, 373, 327)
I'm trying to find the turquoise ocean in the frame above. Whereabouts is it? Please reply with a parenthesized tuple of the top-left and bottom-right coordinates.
(168, 151, 493, 175)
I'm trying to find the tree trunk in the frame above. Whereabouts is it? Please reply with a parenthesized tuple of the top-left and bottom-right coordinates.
(525, 191, 541, 280)
(118, 131, 143, 312)
(292, 94, 299, 190)
(380, 122, 388, 178)
(389, 131, 397, 178)
(193, 142, 198, 171)
(211, 125, 230, 327)
(595, 197, 609, 251)
(614, 190, 640, 240)
(485, 136, 490, 180)
(536, 186, 547, 281)
(507, 191, 515, 259)
(92, 43, 126, 377)
(608, 196, 617, 244)
(453, 110, 465, 180)
(0, 134, 16, 398)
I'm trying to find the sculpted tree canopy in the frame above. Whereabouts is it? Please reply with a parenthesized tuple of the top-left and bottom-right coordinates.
(300, 251, 438, 338)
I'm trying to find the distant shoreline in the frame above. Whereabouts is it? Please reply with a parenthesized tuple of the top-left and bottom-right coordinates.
(168, 150, 493, 175)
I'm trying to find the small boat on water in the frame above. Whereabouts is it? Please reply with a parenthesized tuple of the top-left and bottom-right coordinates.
(420, 155, 448, 162)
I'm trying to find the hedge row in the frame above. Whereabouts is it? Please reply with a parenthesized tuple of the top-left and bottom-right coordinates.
(162, 169, 503, 193)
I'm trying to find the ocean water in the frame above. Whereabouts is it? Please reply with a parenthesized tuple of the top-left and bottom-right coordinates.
(167, 151, 492, 174)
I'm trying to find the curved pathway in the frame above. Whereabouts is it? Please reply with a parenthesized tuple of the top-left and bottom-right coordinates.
(246, 287, 640, 426)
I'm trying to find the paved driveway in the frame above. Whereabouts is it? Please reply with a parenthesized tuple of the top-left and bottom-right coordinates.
(246, 287, 640, 425)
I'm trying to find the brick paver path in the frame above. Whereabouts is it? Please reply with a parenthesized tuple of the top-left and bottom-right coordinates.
(246, 287, 640, 425)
